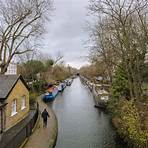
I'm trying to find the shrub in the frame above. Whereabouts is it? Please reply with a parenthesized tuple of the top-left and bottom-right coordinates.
(111, 65, 130, 100)
(30, 92, 38, 105)
(113, 100, 148, 148)
(32, 80, 46, 93)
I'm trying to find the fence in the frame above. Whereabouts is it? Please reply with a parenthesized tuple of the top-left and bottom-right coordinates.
(0, 103, 39, 148)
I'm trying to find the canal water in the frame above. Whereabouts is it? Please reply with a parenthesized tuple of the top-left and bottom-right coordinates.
(51, 77, 116, 148)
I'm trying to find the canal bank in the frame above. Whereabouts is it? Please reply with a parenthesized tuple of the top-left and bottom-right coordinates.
(24, 97, 58, 148)
(51, 77, 117, 148)
(79, 76, 148, 148)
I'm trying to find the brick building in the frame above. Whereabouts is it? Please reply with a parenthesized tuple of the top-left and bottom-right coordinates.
(0, 75, 29, 132)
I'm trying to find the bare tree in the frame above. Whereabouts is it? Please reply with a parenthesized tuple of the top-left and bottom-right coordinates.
(51, 51, 64, 74)
(53, 51, 64, 66)
(89, 20, 118, 83)
(0, 0, 53, 74)
(89, 0, 148, 99)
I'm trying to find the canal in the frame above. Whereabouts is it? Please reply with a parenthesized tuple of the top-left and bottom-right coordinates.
(51, 77, 116, 148)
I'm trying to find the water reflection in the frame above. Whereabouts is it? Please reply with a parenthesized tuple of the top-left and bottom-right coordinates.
(50, 78, 117, 148)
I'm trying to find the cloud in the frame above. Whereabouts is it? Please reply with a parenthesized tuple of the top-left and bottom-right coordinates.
(42, 0, 90, 68)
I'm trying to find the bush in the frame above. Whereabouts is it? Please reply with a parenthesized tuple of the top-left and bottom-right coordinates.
(111, 65, 130, 100)
(31, 80, 46, 93)
(112, 100, 148, 148)
(30, 92, 38, 105)
(109, 64, 148, 147)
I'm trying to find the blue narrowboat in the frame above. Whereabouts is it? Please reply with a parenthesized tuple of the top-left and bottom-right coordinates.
(43, 92, 54, 102)
(43, 85, 59, 102)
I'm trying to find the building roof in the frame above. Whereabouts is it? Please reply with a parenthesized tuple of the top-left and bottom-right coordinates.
(0, 75, 29, 100)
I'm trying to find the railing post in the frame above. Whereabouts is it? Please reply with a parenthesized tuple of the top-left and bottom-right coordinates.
(37, 102, 39, 112)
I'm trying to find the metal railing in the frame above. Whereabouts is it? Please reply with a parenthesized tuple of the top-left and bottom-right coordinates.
(0, 102, 39, 148)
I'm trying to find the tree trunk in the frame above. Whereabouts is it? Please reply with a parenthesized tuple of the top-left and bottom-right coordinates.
(0, 64, 7, 75)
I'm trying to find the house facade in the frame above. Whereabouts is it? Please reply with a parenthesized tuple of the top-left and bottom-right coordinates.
(0, 75, 29, 132)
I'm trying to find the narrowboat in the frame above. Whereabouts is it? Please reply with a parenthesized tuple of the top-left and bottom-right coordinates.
(66, 79, 73, 86)
(58, 82, 66, 92)
(94, 88, 109, 109)
(43, 84, 59, 102)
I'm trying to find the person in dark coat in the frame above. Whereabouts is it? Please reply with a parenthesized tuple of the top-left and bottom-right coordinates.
(41, 108, 50, 127)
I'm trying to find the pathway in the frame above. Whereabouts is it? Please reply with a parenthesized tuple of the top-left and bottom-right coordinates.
(24, 97, 58, 148)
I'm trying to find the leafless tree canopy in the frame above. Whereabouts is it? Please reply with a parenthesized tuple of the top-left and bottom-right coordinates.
(89, 0, 148, 99)
(0, 0, 53, 74)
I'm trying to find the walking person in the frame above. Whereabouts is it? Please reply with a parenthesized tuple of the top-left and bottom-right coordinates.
(41, 108, 50, 127)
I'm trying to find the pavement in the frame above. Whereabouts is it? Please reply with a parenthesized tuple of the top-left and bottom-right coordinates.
(24, 96, 58, 148)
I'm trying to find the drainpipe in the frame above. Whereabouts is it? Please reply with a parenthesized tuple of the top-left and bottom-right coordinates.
(0, 108, 3, 141)
(0, 60, 2, 74)
(0, 102, 7, 138)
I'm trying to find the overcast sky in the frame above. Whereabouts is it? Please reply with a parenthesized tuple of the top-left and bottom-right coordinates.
(42, 0, 90, 69)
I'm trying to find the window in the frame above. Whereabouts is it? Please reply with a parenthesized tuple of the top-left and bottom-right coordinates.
(11, 99, 17, 116)
(21, 96, 26, 110)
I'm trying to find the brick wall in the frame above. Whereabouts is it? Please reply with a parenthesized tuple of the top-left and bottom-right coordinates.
(5, 79, 29, 130)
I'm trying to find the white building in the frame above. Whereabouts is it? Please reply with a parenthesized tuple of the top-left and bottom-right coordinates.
(5, 63, 17, 75)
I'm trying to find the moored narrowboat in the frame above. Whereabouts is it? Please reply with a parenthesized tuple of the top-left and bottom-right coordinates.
(94, 89, 109, 109)
(66, 79, 73, 86)
(43, 84, 59, 102)
(58, 82, 66, 92)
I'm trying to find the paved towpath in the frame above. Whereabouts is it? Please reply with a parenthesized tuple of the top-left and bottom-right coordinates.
(24, 96, 58, 148)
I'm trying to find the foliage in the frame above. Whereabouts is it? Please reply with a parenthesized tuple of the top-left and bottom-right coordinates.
(79, 62, 110, 81)
(52, 65, 71, 81)
(88, 1, 148, 145)
(108, 64, 148, 147)
(108, 65, 129, 113)
(142, 63, 148, 83)
(113, 100, 148, 148)
(45, 59, 54, 69)
(20, 60, 45, 80)
(89, 0, 148, 100)
(79, 64, 98, 78)
(31, 80, 46, 93)
(29, 92, 38, 105)
(111, 65, 130, 100)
